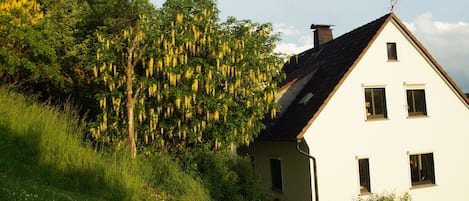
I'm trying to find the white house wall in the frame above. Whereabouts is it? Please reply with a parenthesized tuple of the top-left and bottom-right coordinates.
(303, 20, 469, 201)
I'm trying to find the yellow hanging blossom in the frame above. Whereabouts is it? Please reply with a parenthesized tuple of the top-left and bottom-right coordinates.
(191, 79, 198, 92)
(0, 0, 44, 27)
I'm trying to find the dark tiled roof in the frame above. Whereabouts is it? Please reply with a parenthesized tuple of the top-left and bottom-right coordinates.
(466, 93, 469, 98)
(259, 14, 391, 141)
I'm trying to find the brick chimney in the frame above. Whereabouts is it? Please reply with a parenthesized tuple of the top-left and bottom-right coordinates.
(311, 24, 333, 47)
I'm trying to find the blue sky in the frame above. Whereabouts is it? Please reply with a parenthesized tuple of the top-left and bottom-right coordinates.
(150, 0, 469, 92)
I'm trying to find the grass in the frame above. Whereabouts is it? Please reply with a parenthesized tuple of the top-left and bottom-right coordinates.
(0, 172, 100, 201)
(0, 89, 211, 201)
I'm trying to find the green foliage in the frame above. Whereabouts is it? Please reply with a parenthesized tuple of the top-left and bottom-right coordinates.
(355, 192, 412, 201)
(137, 153, 212, 201)
(0, 0, 61, 87)
(178, 149, 271, 201)
(1, 0, 93, 106)
(1, 0, 283, 199)
(82, 0, 156, 36)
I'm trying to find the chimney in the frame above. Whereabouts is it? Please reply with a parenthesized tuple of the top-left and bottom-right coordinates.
(311, 24, 333, 47)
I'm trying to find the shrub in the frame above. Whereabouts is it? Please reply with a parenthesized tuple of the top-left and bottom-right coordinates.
(134, 152, 212, 201)
(355, 192, 411, 201)
(177, 149, 270, 201)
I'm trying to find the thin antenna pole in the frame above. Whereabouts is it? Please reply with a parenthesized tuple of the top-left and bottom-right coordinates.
(391, 0, 399, 12)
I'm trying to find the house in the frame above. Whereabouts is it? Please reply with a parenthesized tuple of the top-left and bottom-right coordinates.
(245, 13, 469, 201)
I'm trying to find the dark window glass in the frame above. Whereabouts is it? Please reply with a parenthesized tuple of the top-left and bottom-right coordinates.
(387, 42, 397, 60)
(365, 88, 387, 119)
(359, 159, 371, 193)
(270, 159, 283, 191)
(410, 153, 435, 186)
(407, 89, 427, 116)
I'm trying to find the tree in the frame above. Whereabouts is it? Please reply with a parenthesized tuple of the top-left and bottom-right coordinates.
(91, 0, 284, 157)
(0, 0, 60, 87)
(91, 18, 150, 158)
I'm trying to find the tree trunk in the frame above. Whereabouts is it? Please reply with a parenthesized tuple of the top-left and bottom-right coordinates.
(126, 52, 137, 159)
(126, 97, 137, 158)
(124, 36, 145, 159)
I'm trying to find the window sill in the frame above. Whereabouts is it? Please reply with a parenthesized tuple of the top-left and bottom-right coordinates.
(411, 183, 437, 190)
(359, 191, 372, 196)
(365, 117, 389, 122)
(387, 59, 400, 62)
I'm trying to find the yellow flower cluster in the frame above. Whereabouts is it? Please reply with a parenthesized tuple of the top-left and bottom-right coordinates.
(0, 0, 43, 27)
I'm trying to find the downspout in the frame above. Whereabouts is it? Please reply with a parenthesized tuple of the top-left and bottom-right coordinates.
(296, 138, 319, 201)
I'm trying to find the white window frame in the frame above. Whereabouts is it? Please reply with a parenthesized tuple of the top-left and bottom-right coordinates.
(407, 150, 437, 189)
(404, 83, 428, 118)
(387, 42, 399, 61)
(362, 84, 388, 121)
(356, 156, 372, 195)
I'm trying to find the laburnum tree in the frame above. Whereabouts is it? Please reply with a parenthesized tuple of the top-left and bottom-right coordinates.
(91, 0, 284, 158)
(91, 15, 154, 158)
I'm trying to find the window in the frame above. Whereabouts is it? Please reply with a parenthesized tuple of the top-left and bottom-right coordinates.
(407, 89, 427, 116)
(409, 153, 435, 186)
(270, 159, 283, 191)
(358, 158, 371, 194)
(387, 42, 397, 60)
(365, 88, 387, 119)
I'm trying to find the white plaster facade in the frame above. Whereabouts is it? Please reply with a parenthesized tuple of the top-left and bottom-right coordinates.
(304, 19, 469, 201)
(249, 14, 469, 201)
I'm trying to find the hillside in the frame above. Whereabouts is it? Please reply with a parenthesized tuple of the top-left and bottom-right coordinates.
(0, 89, 210, 201)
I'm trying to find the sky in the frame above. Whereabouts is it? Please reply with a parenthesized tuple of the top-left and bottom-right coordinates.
(150, 0, 469, 92)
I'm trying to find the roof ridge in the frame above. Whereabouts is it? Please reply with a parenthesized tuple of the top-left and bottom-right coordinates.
(281, 13, 392, 87)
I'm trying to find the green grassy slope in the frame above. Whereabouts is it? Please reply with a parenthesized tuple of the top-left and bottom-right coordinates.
(0, 89, 210, 201)
(0, 90, 145, 200)
(0, 172, 101, 201)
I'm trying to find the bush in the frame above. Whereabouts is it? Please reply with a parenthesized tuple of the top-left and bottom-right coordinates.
(177, 149, 270, 201)
(355, 192, 411, 201)
(135, 152, 212, 201)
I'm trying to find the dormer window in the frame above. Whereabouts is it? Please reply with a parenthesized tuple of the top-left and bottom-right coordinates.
(387, 42, 397, 61)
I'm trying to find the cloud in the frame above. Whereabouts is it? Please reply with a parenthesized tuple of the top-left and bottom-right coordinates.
(406, 13, 469, 92)
(274, 34, 314, 55)
(272, 23, 315, 55)
(274, 24, 301, 36)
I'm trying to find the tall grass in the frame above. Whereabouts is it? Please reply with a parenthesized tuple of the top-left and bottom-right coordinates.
(0, 89, 211, 200)
(0, 89, 146, 200)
